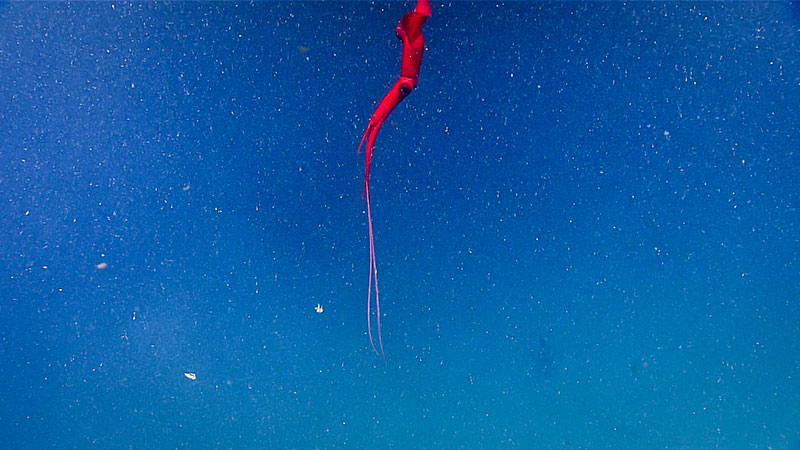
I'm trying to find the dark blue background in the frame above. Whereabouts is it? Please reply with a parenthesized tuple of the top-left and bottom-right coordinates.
(1, 2, 798, 448)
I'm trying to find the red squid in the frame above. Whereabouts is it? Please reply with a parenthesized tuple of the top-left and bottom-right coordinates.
(358, 0, 431, 361)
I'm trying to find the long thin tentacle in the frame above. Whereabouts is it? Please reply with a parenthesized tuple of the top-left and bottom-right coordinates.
(366, 181, 386, 362)
(366, 180, 378, 356)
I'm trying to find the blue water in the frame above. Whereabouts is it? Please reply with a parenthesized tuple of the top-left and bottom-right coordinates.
(1, 2, 798, 448)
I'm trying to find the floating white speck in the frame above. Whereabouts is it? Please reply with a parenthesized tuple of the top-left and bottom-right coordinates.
(184, 372, 197, 381)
